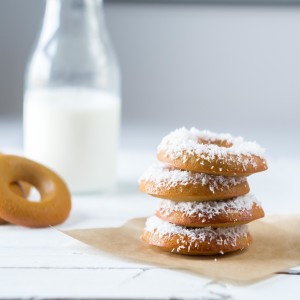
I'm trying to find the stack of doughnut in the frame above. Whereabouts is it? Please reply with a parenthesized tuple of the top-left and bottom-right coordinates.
(139, 127, 267, 255)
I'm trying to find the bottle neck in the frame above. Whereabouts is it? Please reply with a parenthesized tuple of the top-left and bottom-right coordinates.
(40, 0, 103, 44)
(28, 0, 119, 93)
(44, 0, 102, 17)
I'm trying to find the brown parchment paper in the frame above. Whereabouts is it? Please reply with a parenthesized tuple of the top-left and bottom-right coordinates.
(63, 214, 300, 284)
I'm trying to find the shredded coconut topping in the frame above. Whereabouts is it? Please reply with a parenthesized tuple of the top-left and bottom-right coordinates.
(144, 216, 249, 253)
(139, 163, 246, 193)
(157, 193, 260, 219)
(157, 127, 266, 167)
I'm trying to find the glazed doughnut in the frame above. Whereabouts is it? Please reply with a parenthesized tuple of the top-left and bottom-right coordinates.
(156, 193, 264, 227)
(142, 216, 252, 255)
(139, 163, 249, 201)
(0, 155, 71, 228)
(157, 127, 268, 176)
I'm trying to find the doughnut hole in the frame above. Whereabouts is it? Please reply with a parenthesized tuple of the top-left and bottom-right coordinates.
(10, 181, 40, 202)
(24, 185, 40, 202)
(198, 138, 233, 148)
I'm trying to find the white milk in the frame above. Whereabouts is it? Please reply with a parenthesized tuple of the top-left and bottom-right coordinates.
(24, 88, 121, 193)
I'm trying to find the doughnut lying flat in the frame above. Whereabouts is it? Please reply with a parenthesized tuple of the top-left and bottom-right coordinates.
(139, 163, 249, 201)
(157, 127, 268, 176)
(142, 216, 252, 255)
(156, 193, 264, 227)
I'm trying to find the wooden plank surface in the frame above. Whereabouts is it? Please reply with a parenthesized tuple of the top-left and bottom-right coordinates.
(0, 188, 299, 299)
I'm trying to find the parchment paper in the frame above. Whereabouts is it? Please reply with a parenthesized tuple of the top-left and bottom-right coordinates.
(64, 214, 300, 284)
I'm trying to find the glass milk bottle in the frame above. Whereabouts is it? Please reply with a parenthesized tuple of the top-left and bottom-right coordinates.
(24, 0, 121, 193)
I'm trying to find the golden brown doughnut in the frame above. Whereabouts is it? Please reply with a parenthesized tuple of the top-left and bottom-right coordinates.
(10, 182, 31, 198)
(0, 217, 7, 225)
(0, 155, 71, 228)
(139, 163, 249, 201)
(157, 128, 268, 176)
(15, 182, 31, 198)
(156, 193, 264, 227)
(0, 182, 31, 225)
(142, 216, 252, 255)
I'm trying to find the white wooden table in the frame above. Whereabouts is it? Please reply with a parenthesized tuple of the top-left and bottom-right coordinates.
(0, 120, 300, 299)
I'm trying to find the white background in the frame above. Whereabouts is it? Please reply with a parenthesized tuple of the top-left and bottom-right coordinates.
(1, 2, 300, 145)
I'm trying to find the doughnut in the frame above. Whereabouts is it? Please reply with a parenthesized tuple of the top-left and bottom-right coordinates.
(157, 127, 267, 176)
(0, 182, 31, 225)
(0, 218, 7, 225)
(156, 193, 264, 227)
(139, 163, 249, 201)
(142, 216, 252, 255)
(10, 182, 31, 198)
(0, 155, 71, 228)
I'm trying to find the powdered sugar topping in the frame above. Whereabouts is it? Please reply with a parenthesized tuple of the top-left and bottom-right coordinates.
(139, 163, 246, 193)
(144, 216, 249, 253)
(158, 127, 266, 166)
(157, 193, 260, 219)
